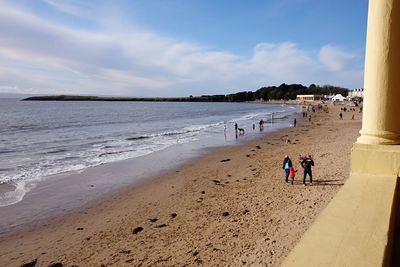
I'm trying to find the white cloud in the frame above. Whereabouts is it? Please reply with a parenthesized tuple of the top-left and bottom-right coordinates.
(0, 2, 363, 96)
(318, 45, 356, 71)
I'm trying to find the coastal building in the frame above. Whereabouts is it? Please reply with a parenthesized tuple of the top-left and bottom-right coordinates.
(348, 88, 364, 98)
(296, 94, 323, 102)
(283, 0, 400, 266)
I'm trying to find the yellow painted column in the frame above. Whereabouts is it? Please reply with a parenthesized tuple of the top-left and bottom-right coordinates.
(357, 0, 400, 145)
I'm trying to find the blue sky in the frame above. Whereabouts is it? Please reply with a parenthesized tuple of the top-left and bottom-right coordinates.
(0, 0, 368, 97)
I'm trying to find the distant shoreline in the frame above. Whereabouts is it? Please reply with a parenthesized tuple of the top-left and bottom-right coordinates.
(22, 95, 300, 104)
(22, 95, 243, 102)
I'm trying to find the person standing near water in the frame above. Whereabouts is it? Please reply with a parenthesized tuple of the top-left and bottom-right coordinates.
(282, 155, 292, 183)
(235, 122, 238, 132)
(293, 118, 297, 127)
(301, 155, 314, 185)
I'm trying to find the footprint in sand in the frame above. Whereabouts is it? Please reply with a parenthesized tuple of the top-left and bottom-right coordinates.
(132, 226, 144, 234)
(20, 259, 37, 267)
(156, 224, 168, 228)
(149, 218, 158, 223)
(222, 211, 230, 216)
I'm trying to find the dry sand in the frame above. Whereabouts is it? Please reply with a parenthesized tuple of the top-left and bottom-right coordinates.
(0, 105, 361, 267)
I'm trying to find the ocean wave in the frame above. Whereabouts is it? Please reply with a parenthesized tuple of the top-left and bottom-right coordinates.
(126, 136, 151, 141)
(0, 150, 17, 154)
(44, 148, 67, 154)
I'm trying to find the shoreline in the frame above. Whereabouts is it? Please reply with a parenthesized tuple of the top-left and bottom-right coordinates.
(0, 108, 297, 236)
(0, 105, 361, 266)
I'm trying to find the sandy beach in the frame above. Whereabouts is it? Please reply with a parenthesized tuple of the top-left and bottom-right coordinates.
(0, 105, 361, 267)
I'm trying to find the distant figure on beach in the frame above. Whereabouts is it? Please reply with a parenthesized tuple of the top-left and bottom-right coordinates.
(351, 114, 355, 120)
(282, 155, 293, 183)
(293, 118, 297, 127)
(308, 115, 311, 122)
(253, 124, 255, 130)
(259, 119, 264, 131)
(339, 113, 343, 120)
(301, 155, 314, 185)
(235, 122, 238, 132)
(238, 128, 245, 135)
(289, 165, 297, 185)
(224, 124, 227, 141)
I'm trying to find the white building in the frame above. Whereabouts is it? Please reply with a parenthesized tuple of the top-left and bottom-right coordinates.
(296, 94, 323, 102)
(348, 88, 364, 98)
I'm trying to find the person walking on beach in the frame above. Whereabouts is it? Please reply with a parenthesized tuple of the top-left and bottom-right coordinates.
(301, 155, 314, 185)
(235, 122, 238, 132)
(339, 112, 343, 120)
(282, 155, 292, 183)
(293, 118, 297, 127)
(289, 165, 297, 185)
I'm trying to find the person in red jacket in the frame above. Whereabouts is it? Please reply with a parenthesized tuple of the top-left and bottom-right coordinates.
(289, 165, 297, 185)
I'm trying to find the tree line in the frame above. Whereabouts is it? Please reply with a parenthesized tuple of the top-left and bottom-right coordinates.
(23, 83, 349, 102)
(202, 83, 349, 102)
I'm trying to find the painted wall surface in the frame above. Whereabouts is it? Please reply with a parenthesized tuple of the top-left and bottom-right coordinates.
(358, 0, 400, 145)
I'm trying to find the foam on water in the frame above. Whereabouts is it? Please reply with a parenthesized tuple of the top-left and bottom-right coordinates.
(0, 180, 36, 207)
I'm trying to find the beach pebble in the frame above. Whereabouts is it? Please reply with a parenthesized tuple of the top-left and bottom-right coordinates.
(20, 259, 37, 267)
(170, 213, 177, 218)
(149, 218, 158, 223)
(201, 190, 205, 194)
(156, 224, 168, 228)
(222, 211, 229, 217)
(76, 227, 84, 230)
(256, 145, 261, 149)
(220, 159, 231, 162)
(132, 226, 144, 234)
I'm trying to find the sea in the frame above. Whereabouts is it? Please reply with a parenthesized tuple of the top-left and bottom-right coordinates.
(0, 99, 298, 207)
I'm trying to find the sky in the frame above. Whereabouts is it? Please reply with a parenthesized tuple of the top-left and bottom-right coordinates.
(0, 0, 368, 97)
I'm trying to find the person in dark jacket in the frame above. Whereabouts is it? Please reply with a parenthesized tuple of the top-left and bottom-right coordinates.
(282, 155, 293, 183)
(301, 155, 315, 185)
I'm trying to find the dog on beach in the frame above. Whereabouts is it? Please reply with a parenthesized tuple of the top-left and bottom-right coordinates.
(238, 128, 245, 135)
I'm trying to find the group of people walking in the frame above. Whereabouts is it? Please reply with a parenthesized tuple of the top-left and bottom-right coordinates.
(282, 155, 314, 185)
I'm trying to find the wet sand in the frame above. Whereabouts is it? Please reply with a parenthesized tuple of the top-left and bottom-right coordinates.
(0, 105, 361, 267)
